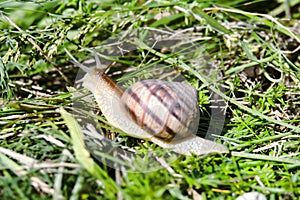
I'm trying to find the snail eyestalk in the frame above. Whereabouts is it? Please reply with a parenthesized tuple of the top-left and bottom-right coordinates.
(65, 48, 94, 74)
(69, 59, 94, 74)
(68, 49, 103, 76)
(93, 48, 102, 69)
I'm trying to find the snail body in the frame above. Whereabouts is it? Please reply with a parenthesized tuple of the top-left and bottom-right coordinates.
(74, 52, 228, 156)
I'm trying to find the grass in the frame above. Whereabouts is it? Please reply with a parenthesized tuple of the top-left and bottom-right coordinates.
(0, 0, 300, 199)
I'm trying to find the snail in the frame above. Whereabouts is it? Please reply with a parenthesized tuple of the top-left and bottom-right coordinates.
(72, 50, 229, 156)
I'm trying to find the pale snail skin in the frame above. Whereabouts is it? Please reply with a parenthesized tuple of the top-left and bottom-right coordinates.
(74, 52, 229, 156)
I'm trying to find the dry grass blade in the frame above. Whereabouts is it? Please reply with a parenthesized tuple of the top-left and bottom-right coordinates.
(0, 151, 59, 197)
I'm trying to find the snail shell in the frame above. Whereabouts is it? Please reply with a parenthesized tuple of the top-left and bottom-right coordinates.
(73, 51, 228, 156)
(120, 79, 199, 143)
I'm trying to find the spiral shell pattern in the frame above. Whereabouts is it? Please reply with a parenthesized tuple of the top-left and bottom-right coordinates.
(120, 79, 200, 142)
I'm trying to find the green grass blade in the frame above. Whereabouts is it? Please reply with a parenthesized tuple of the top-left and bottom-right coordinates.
(60, 108, 118, 197)
(193, 7, 231, 34)
(150, 13, 185, 27)
(231, 151, 300, 165)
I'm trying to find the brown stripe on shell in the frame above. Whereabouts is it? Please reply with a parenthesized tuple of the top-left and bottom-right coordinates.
(122, 100, 138, 124)
(168, 81, 197, 111)
(140, 116, 177, 142)
(124, 86, 164, 128)
(142, 81, 186, 142)
(147, 124, 177, 142)
(123, 87, 146, 126)
(122, 85, 179, 141)
(141, 80, 182, 122)
(141, 80, 195, 132)
(141, 80, 196, 119)
(121, 79, 200, 142)
(167, 82, 200, 137)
